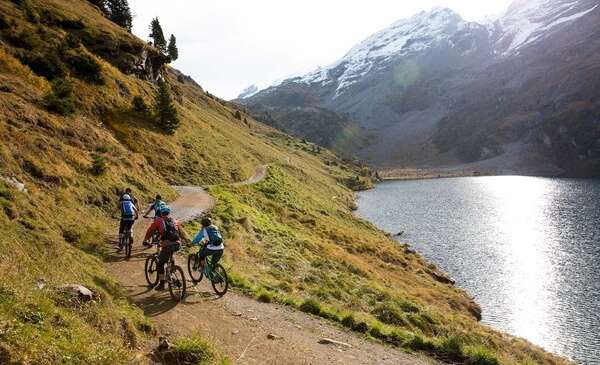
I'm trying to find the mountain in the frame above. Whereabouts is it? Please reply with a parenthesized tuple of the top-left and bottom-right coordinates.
(239, 1, 600, 176)
(237, 84, 259, 99)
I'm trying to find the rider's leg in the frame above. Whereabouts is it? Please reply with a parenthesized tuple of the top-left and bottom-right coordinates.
(142, 222, 156, 246)
(155, 248, 170, 290)
(198, 246, 211, 269)
(210, 249, 223, 265)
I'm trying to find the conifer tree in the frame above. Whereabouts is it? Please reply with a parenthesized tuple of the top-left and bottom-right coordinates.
(149, 18, 167, 53)
(154, 79, 179, 134)
(107, 0, 132, 32)
(167, 34, 178, 61)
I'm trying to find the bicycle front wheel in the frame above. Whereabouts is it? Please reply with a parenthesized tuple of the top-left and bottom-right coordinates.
(168, 266, 187, 302)
(187, 254, 204, 284)
(144, 255, 159, 286)
(211, 264, 229, 297)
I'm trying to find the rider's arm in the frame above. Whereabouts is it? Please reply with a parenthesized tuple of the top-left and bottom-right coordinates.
(191, 228, 206, 246)
(142, 203, 153, 217)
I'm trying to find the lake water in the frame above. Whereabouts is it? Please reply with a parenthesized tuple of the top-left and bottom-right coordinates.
(356, 176, 600, 365)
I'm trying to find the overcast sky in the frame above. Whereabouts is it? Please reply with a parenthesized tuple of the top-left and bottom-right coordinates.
(129, 0, 514, 99)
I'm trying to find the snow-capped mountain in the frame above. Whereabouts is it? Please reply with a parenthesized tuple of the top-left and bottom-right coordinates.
(237, 85, 259, 99)
(238, 0, 600, 176)
(492, 0, 599, 54)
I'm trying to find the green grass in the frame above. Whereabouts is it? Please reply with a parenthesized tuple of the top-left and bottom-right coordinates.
(156, 334, 230, 365)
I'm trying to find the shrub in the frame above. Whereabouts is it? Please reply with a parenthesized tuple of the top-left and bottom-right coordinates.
(341, 314, 355, 329)
(369, 325, 386, 340)
(64, 49, 104, 84)
(438, 336, 465, 361)
(372, 304, 405, 326)
(256, 289, 273, 303)
(407, 334, 435, 352)
(90, 153, 107, 176)
(132, 95, 148, 114)
(158, 335, 215, 365)
(399, 300, 420, 313)
(21, 51, 66, 80)
(466, 346, 501, 365)
(352, 321, 369, 334)
(43, 78, 76, 115)
(299, 299, 321, 315)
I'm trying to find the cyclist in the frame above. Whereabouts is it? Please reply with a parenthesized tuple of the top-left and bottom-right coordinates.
(117, 194, 138, 251)
(145, 207, 182, 290)
(143, 194, 166, 218)
(191, 217, 224, 270)
(142, 195, 167, 247)
(119, 188, 139, 209)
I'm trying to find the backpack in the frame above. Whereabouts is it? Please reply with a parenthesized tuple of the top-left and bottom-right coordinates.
(162, 217, 180, 242)
(121, 200, 135, 217)
(154, 201, 167, 215)
(205, 225, 223, 246)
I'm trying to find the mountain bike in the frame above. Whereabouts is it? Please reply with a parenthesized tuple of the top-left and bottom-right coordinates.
(144, 243, 187, 302)
(187, 248, 229, 296)
(118, 218, 136, 259)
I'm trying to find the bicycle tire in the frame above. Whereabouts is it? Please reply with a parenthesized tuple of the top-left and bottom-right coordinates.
(187, 254, 204, 284)
(125, 234, 132, 259)
(144, 255, 159, 286)
(211, 264, 229, 296)
(168, 265, 186, 302)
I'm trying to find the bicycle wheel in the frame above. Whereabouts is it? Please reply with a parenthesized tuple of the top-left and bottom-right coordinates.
(187, 254, 204, 284)
(168, 265, 187, 302)
(211, 264, 229, 296)
(144, 255, 159, 286)
(125, 233, 132, 259)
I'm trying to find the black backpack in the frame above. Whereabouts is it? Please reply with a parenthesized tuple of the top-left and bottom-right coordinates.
(162, 218, 180, 241)
(205, 225, 223, 246)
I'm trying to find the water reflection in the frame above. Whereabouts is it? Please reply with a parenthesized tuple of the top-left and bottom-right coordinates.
(356, 176, 600, 364)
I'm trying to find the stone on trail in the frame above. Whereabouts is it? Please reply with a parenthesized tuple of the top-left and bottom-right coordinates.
(318, 338, 352, 348)
(267, 333, 281, 340)
(56, 284, 94, 302)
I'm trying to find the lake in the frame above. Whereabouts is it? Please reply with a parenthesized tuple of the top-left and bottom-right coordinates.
(356, 176, 600, 365)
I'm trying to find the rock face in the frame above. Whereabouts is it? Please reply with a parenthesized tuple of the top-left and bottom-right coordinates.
(239, 0, 600, 176)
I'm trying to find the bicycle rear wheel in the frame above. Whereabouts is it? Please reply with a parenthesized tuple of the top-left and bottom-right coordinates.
(144, 255, 159, 286)
(124, 233, 132, 259)
(211, 264, 229, 296)
(168, 265, 186, 302)
(187, 254, 204, 284)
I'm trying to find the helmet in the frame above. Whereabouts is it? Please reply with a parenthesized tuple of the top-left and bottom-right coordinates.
(160, 206, 171, 216)
(155, 194, 162, 200)
(201, 217, 212, 227)
(125, 188, 132, 193)
(122, 194, 131, 201)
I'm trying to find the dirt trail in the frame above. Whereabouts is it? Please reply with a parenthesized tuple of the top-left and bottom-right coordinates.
(106, 166, 436, 365)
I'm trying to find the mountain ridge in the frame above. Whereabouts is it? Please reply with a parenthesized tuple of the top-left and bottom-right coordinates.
(238, 0, 600, 176)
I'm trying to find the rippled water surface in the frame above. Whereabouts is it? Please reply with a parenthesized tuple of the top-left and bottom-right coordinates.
(356, 177, 600, 364)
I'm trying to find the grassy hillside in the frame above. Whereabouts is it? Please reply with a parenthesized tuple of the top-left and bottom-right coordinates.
(0, 0, 569, 364)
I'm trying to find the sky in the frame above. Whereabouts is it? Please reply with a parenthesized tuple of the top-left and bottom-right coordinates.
(129, 0, 514, 100)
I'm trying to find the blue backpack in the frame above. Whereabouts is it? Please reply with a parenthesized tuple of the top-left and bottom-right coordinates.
(205, 225, 223, 246)
(121, 200, 135, 217)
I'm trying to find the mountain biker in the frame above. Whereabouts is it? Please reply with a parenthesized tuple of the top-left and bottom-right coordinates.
(143, 194, 166, 218)
(141, 195, 167, 247)
(117, 194, 139, 251)
(191, 217, 224, 270)
(145, 207, 182, 290)
(119, 188, 139, 209)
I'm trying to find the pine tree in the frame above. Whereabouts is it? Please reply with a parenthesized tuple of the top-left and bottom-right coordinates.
(154, 79, 179, 134)
(167, 34, 178, 61)
(107, 0, 132, 32)
(149, 18, 167, 53)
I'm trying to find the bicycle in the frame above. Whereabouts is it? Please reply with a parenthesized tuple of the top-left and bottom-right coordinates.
(187, 247, 229, 296)
(118, 218, 136, 259)
(144, 242, 187, 302)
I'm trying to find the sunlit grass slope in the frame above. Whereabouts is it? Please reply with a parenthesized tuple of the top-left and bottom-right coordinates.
(0, 0, 570, 364)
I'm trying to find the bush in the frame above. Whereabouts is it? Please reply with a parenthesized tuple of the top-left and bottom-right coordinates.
(369, 325, 386, 340)
(43, 78, 76, 115)
(21, 51, 66, 80)
(399, 300, 420, 313)
(64, 49, 103, 84)
(438, 336, 465, 361)
(90, 153, 107, 176)
(158, 335, 215, 365)
(299, 299, 321, 315)
(132, 95, 148, 114)
(466, 346, 501, 365)
(341, 314, 355, 329)
(256, 289, 273, 303)
(372, 304, 405, 326)
(407, 334, 435, 352)
(352, 321, 369, 334)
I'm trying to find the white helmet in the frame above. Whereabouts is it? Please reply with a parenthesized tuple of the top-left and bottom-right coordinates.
(122, 194, 131, 201)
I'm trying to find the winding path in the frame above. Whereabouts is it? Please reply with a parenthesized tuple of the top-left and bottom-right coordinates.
(106, 165, 436, 365)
